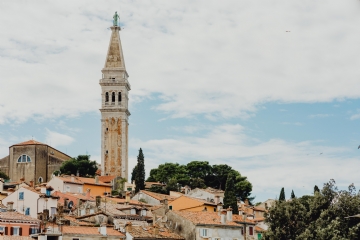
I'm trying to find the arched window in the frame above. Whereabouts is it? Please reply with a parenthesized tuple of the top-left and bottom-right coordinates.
(112, 92, 115, 102)
(118, 92, 122, 102)
(17, 154, 31, 163)
(105, 92, 109, 102)
(38, 177, 43, 184)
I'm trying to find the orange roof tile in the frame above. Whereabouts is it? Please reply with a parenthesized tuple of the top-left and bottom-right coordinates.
(98, 175, 116, 183)
(232, 214, 256, 224)
(255, 226, 266, 232)
(12, 140, 46, 146)
(172, 211, 243, 226)
(105, 197, 151, 206)
(0, 211, 40, 223)
(127, 226, 184, 239)
(56, 176, 83, 184)
(77, 177, 111, 187)
(62, 226, 125, 237)
(140, 190, 177, 201)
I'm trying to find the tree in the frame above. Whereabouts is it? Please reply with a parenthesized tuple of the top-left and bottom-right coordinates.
(291, 189, 295, 199)
(131, 165, 138, 183)
(60, 155, 97, 177)
(264, 180, 360, 240)
(279, 187, 285, 201)
(223, 172, 239, 214)
(314, 185, 320, 194)
(166, 178, 179, 194)
(189, 177, 206, 189)
(148, 185, 167, 194)
(0, 171, 9, 180)
(134, 148, 145, 193)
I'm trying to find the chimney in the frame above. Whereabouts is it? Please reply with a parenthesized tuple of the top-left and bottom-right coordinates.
(226, 207, 233, 222)
(86, 188, 91, 199)
(153, 224, 159, 235)
(147, 219, 153, 227)
(71, 174, 75, 182)
(95, 176, 99, 184)
(99, 222, 107, 236)
(96, 196, 101, 207)
(64, 198, 69, 209)
(217, 202, 223, 215)
(29, 181, 34, 188)
(7, 202, 14, 211)
(215, 195, 220, 205)
(220, 210, 226, 224)
(245, 199, 249, 205)
(125, 191, 130, 204)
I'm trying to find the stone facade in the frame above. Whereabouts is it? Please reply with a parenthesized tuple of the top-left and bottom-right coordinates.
(100, 26, 130, 179)
(0, 140, 71, 183)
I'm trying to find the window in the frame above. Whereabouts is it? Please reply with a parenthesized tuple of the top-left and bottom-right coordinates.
(77, 187, 81, 193)
(118, 92, 122, 102)
(66, 186, 70, 192)
(30, 227, 38, 234)
(19, 192, 24, 200)
(249, 226, 254, 235)
(105, 92, 109, 102)
(38, 177, 43, 184)
(17, 155, 31, 163)
(199, 228, 210, 237)
(0, 226, 4, 232)
(112, 92, 115, 102)
(213, 207, 216, 212)
(169, 205, 173, 210)
(12, 227, 20, 236)
(25, 208, 30, 216)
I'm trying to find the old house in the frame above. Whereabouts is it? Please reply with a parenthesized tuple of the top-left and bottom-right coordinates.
(47, 176, 84, 193)
(125, 223, 184, 240)
(132, 190, 176, 206)
(186, 187, 225, 204)
(168, 195, 217, 212)
(0, 140, 71, 183)
(0, 211, 40, 237)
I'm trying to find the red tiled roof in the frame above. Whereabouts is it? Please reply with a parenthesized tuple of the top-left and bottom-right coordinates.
(232, 214, 256, 224)
(56, 176, 83, 184)
(77, 177, 111, 187)
(127, 226, 184, 239)
(0, 211, 40, 223)
(12, 140, 46, 146)
(255, 226, 266, 232)
(98, 175, 116, 183)
(140, 190, 177, 201)
(172, 211, 244, 226)
(62, 226, 125, 237)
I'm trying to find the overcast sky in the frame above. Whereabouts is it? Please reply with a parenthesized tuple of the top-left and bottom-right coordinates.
(1, 0, 360, 201)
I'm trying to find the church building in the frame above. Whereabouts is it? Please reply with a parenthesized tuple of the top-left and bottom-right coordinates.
(100, 15, 130, 179)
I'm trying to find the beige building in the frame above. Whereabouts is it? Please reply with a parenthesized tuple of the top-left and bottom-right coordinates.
(100, 22, 130, 179)
(0, 140, 71, 183)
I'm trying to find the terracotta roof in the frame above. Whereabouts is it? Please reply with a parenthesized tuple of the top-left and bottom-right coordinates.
(0, 211, 40, 223)
(62, 215, 95, 226)
(255, 226, 266, 232)
(105, 197, 151, 206)
(77, 177, 111, 187)
(127, 226, 184, 239)
(98, 175, 116, 183)
(4, 237, 33, 240)
(140, 190, 177, 201)
(52, 191, 95, 206)
(12, 140, 46, 146)
(203, 187, 225, 194)
(62, 226, 125, 237)
(88, 202, 125, 216)
(232, 214, 256, 224)
(253, 206, 266, 212)
(253, 217, 265, 222)
(172, 211, 242, 226)
(56, 176, 83, 184)
(22, 186, 43, 195)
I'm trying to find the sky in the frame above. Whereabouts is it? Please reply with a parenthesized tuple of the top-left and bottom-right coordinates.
(0, 0, 360, 202)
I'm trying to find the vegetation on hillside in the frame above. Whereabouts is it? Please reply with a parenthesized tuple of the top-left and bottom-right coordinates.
(264, 180, 360, 240)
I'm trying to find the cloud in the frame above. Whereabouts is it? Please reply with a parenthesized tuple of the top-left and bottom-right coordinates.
(309, 114, 333, 118)
(0, 1, 360, 123)
(130, 124, 359, 200)
(350, 110, 360, 120)
(45, 129, 75, 147)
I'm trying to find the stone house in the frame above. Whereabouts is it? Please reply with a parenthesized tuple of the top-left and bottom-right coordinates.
(125, 223, 184, 240)
(47, 176, 84, 193)
(0, 140, 71, 183)
(166, 209, 256, 240)
(186, 187, 225, 204)
(1, 186, 58, 219)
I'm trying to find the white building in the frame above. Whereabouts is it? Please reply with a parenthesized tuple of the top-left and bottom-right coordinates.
(186, 187, 225, 204)
(47, 176, 84, 193)
(2, 186, 58, 219)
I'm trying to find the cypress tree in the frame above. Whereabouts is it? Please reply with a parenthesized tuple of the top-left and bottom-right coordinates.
(135, 148, 145, 193)
(279, 187, 286, 201)
(314, 185, 320, 194)
(223, 172, 239, 214)
(291, 189, 295, 199)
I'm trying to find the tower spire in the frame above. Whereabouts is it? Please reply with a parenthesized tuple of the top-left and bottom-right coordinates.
(103, 25, 126, 71)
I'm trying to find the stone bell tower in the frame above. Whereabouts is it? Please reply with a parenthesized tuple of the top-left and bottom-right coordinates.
(100, 15, 130, 179)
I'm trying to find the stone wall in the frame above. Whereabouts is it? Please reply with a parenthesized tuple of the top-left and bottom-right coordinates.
(166, 211, 196, 240)
(9, 145, 36, 182)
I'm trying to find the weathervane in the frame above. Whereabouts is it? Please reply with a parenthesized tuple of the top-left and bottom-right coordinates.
(113, 11, 120, 26)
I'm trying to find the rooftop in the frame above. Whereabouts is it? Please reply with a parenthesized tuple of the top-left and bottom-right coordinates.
(77, 177, 111, 187)
(127, 225, 184, 239)
(0, 211, 40, 223)
(62, 226, 125, 237)
(140, 190, 177, 201)
(98, 175, 116, 183)
(172, 211, 243, 226)
(11, 140, 46, 146)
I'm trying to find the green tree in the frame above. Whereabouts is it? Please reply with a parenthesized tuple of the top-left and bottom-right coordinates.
(223, 172, 239, 214)
(186, 161, 212, 181)
(291, 189, 295, 199)
(131, 165, 138, 183)
(189, 177, 206, 189)
(148, 185, 167, 194)
(210, 164, 234, 190)
(135, 148, 145, 193)
(234, 173, 254, 203)
(146, 163, 189, 185)
(60, 155, 97, 177)
(279, 187, 285, 201)
(0, 171, 9, 180)
(166, 178, 179, 194)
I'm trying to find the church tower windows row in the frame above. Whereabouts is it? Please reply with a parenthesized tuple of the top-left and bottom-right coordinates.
(104, 91, 123, 103)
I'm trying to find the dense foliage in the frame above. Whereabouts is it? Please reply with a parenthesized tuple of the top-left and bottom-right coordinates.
(60, 155, 97, 177)
(147, 161, 253, 203)
(0, 171, 9, 180)
(264, 180, 360, 240)
(134, 148, 145, 193)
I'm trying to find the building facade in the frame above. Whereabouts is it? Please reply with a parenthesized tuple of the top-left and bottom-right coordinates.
(0, 140, 71, 183)
(100, 21, 130, 179)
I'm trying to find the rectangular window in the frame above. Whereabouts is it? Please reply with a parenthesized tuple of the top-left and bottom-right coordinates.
(249, 226, 254, 235)
(169, 205, 173, 210)
(0, 226, 4, 232)
(19, 192, 24, 200)
(200, 228, 208, 237)
(66, 186, 70, 192)
(25, 208, 30, 215)
(12, 227, 20, 236)
(77, 187, 81, 193)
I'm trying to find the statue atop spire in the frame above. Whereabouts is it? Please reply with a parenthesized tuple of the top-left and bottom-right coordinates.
(113, 11, 120, 26)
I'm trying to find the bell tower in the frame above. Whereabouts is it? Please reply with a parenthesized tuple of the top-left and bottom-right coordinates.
(100, 14, 130, 179)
